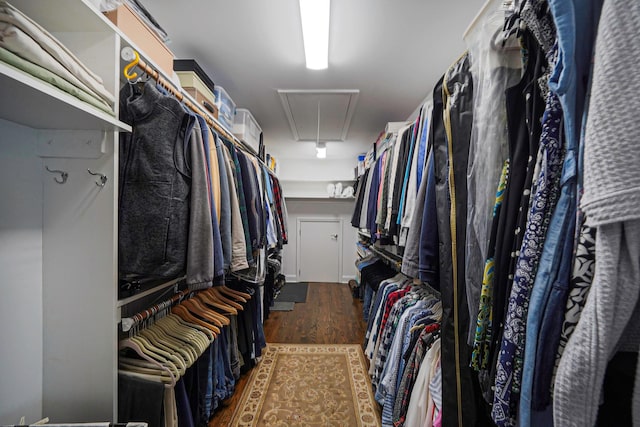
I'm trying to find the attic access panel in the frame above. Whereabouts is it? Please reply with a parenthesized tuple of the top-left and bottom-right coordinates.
(277, 89, 360, 141)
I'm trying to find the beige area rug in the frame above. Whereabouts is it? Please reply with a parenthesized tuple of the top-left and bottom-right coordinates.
(231, 344, 381, 426)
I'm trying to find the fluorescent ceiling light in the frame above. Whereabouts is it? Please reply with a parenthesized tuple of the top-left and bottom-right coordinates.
(299, 0, 330, 70)
(316, 141, 327, 158)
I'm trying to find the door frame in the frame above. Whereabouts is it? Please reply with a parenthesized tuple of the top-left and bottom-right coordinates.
(296, 217, 344, 283)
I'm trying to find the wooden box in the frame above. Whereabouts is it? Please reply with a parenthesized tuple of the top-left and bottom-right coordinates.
(184, 87, 219, 119)
(105, 4, 174, 76)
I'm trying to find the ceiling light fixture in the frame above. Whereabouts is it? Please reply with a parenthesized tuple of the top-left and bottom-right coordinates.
(315, 101, 326, 158)
(299, 0, 330, 70)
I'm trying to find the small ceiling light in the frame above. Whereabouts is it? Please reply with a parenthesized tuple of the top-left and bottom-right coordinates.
(316, 141, 327, 159)
(314, 101, 326, 158)
(299, 0, 330, 70)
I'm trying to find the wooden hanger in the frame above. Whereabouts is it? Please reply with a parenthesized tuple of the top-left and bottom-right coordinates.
(172, 305, 220, 336)
(197, 289, 239, 314)
(219, 284, 251, 302)
(209, 287, 244, 311)
(181, 298, 230, 327)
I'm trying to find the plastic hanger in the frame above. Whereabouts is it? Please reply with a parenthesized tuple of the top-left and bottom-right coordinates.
(140, 327, 194, 368)
(118, 338, 176, 386)
(164, 313, 216, 344)
(153, 317, 203, 361)
(130, 335, 184, 377)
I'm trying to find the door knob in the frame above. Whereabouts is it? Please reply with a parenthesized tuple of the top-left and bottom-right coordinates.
(330, 234, 338, 240)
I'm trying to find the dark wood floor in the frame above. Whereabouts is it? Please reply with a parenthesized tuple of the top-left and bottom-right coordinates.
(208, 282, 367, 426)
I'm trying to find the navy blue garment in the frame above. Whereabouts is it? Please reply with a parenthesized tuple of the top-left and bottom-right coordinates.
(248, 283, 266, 358)
(118, 373, 165, 426)
(351, 169, 370, 227)
(175, 377, 195, 427)
(204, 341, 216, 420)
(418, 153, 439, 288)
(210, 337, 224, 413)
(366, 157, 382, 238)
(213, 325, 236, 410)
(229, 281, 257, 374)
(237, 150, 264, 251)
(182, 342, 214, 427)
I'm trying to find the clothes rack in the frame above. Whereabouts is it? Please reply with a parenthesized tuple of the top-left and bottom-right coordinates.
(364, 242, 441, 299)
(120, 289, 190, 332)
(367, 244, 402, 271)
(120, 47, 271, 173)
(117, 276, 185, 308)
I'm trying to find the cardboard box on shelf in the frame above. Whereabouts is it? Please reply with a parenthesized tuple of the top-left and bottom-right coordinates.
(184, 87, 219, 119)
(105, 3, 174, 76)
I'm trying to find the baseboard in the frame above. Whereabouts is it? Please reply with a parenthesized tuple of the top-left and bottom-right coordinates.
(285, 274, 298, 283)
(341, 275, 356, 284)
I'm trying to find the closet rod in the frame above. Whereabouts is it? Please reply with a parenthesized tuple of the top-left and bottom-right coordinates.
(120, 47, 269, 170)
(368, 244, 402, 270)
(116, 276, 185, 308)
(121, 288, 190, 332)
(367, 244, 441, 299)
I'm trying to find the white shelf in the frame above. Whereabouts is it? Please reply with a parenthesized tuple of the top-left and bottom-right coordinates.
(0, 62, 130, 132)
(16, 0, 118, 33)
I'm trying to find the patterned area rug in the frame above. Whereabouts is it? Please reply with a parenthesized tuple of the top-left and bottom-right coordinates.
(231, 344, 381, 426)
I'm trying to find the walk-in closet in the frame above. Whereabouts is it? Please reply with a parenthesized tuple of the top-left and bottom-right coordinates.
(1, 0, 638, 426)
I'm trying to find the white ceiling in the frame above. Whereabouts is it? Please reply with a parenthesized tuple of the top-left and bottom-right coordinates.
(146, 0, 484, 160)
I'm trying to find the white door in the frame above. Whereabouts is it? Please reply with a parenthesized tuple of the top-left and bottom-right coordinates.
(298, 219, 341, 282)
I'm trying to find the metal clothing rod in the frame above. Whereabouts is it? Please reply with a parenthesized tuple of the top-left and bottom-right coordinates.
(120, 288, 190, 332)
(116, 276, 185, 308)
(120, 47, 273, 174)
(367, 244, 441, 299)
(368, 244, 402, 270)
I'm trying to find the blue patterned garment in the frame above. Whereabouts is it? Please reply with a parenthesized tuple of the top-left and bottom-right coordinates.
(491, 43, 565, 427)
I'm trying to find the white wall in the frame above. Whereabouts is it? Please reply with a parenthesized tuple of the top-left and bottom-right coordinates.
(266, 136, 370, 182)
(0, 120, 43, 424)
(278, 158, 356, 182)
(283, 199, 357, 283)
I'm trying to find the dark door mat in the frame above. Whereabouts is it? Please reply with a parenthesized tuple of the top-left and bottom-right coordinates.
(271, 301, 295, 311)
(276, 282, 309, 303)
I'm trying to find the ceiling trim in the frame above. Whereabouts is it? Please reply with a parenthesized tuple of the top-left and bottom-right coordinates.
(277, 89, 360, 141)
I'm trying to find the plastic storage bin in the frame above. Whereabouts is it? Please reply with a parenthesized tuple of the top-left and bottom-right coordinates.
(233, 108, 262, 152)
(213, 86, 236, 130)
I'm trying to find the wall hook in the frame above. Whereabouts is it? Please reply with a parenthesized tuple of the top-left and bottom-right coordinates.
(45, 166, 68, 184)
(87, 169, 108, 187)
